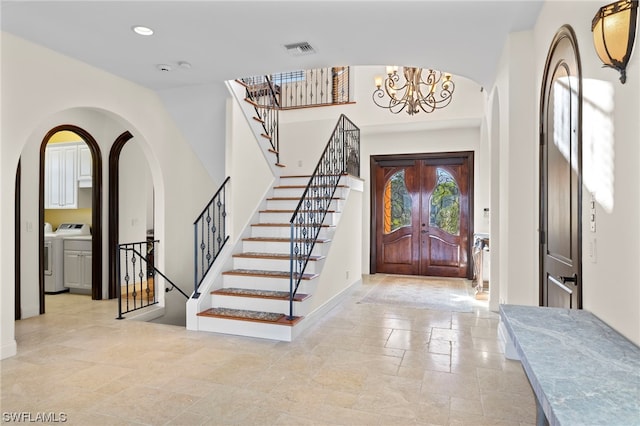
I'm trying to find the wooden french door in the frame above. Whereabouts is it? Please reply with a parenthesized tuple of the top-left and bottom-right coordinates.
(539, 25, 582, 309)
(371, 153, 473, 278)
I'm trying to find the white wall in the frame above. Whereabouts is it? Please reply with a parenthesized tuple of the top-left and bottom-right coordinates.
(227, 98, 275, 242)
(306, 177, 363, 315)
(1, 33, 216, 359)
(157, 84, 229, 183)
(530, 0, 640, 344)
(119, 139, 153, 245)
(486, 0, 640, 345)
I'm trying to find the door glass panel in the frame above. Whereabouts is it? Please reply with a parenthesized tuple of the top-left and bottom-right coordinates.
(429, 168, 460, 235)
(384, 170, 412, 234)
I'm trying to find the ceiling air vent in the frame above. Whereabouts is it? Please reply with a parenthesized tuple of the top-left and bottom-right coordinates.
(283, 41, 316, 56)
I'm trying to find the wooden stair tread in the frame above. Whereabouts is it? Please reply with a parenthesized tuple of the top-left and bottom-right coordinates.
(274, 185, 348, 189)
(212, 287, 310, 301)
(233, 252, 325, 261)
(222, 269, 318, 280)
(235, 79, 250, 88)
(243, 236, 330, 243)
(281, 174, 346, 179)
(260, 209, 336, 213)
(267, 196, 344, 201)
(251, 223, 332, 228)
(244, 97, 259, 107)
(198, 307, 302, 326)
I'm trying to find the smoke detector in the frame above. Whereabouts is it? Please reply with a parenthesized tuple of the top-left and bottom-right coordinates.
(283, 41, 316, 56)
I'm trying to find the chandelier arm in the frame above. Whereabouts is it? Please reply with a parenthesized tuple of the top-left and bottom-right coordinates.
(372, 67, 456, 116)
(372, 89, 408, 114)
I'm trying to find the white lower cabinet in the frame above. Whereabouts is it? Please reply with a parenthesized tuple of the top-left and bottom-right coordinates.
(63, 240, 92, 290)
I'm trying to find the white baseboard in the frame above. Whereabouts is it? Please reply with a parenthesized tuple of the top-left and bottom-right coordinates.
(498, 319, 520, 360)
(292, 278, 362, 339)
(1, 339, 17, 360)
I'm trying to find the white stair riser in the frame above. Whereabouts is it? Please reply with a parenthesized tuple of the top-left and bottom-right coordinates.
(273, 187, 348, 198)
(280, 176, 346, 186)
(259, 211, 340, 225)
(266, 198, 344, 211)
(222, 274, 316, 293)
(242, 240, 327, 256)
(251, 225, 332, 239)
(233, 257, 321, 274)
(279, 177, 314, 186)
(212, 295, 311, 316)
(197, 316, 294, 341)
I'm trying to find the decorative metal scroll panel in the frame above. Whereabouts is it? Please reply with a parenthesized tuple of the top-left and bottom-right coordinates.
(117, 240, 189, 319)
(288, 114, 360, 319)
(239, 76, 280, 164)
(193, 176, 230, 297)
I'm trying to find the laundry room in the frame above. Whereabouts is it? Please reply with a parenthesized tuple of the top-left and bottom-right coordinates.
(43, 130, 93, 296)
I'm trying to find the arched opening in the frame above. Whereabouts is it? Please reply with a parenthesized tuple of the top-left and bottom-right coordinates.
(108, 132, 156, 307)
(38, 125, 103, 313)
(107, 131, 133, 299)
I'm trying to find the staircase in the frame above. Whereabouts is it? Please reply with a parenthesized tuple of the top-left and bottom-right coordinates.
(195, 175, 349, 341)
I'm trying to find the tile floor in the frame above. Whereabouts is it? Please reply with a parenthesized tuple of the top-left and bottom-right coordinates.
(1, 274, 536, 425)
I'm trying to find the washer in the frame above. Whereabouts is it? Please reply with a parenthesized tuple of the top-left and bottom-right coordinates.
(44, 223, 65, 293)
(44, 223, 91, 293)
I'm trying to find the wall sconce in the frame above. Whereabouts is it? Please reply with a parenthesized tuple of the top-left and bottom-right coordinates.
(591, 0, 638, 83)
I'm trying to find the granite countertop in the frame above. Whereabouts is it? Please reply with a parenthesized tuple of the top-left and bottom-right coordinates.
(500, 304, 640, 426)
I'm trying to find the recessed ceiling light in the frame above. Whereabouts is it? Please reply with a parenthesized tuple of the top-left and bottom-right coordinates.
(132, 25, 154, 36)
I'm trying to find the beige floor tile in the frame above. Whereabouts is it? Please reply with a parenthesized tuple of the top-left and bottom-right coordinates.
(2, 275, 539, 425)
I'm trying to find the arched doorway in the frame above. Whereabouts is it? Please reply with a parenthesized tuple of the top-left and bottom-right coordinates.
(539, 25, 583, 309)
(39, 125, 103, 313)
(108, 131, 155, 304)
(108, 131, 133, 298)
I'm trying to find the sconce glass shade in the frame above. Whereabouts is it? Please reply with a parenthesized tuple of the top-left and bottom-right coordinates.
(591, 0, 638, 83)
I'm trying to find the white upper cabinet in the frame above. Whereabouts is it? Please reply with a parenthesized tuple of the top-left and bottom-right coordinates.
(45, 142, 78, 209)
(77, 144, 93, 187)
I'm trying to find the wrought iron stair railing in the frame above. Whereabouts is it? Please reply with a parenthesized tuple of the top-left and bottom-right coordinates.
(238, 67, 353, 168)
(237, 76, 282, 166)
(116, 240, 189, 319)
(193, 176, 230, 297)
(288, 114, 360, 319)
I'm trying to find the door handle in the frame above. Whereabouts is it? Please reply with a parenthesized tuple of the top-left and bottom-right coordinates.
(421, 230, 428, 234)
(559, 274, 578, 285)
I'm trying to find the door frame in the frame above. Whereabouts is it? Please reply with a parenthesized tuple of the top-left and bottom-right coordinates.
(39, 125, 103, 311)
(370, 151, 474, 278)
(108, 131, 134, 299)
(15, 160, 21, 320)
(538, 25, 583, 308)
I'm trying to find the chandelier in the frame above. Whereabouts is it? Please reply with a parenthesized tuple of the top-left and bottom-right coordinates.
(372, 66, 455, 115)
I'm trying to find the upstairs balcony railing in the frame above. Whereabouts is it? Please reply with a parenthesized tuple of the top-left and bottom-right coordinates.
(271, 67, 352, 109)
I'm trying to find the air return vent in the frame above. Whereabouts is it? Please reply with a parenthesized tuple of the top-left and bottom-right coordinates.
(283, 41, 316, 56)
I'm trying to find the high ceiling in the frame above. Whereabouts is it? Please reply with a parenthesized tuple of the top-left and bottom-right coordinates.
(1, 1, 544, 91)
